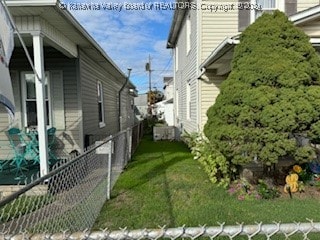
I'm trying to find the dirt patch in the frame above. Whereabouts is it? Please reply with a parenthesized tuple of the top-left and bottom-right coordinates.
(278, 185, 320, 199)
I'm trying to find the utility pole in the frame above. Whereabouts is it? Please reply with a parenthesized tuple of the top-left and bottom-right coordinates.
(146, 55, 153, 116)
(146, 54, 152, 92)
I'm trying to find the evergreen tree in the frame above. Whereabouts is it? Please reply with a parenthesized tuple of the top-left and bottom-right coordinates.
(204, 11, 320, 166)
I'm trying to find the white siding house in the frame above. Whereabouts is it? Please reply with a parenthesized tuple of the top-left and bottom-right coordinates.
(167, 0, 320, 134)
(155, 77, 174, 126)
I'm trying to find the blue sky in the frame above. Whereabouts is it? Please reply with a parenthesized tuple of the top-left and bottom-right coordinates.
(63, 0, 175, 93)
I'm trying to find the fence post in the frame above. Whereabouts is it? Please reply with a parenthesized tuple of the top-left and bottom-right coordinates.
(127, 128, 132, 161)
(106, 140, 113, 200)
(96, 139, 113, 200)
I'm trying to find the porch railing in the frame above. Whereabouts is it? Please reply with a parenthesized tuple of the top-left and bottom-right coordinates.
(0, 122, 144, 234)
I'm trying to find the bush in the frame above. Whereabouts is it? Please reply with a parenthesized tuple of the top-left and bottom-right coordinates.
(182, 131, 235, 187)
(228, 179, 280, 200)
(204, 11, 320, 167)
(256, 180, 280, 199)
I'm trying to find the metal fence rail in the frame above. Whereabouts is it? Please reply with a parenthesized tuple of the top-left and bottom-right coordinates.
(0, 123, 144, 235)
(1, 221, 320, 239)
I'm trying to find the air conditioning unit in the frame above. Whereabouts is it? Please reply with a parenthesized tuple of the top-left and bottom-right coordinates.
(153, 126, 175, 141)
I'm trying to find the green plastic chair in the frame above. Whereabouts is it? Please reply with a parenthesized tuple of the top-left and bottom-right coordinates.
(47, 127, 58, 162)
(24, 130, 40, 164)
(7, 128, 28, 180)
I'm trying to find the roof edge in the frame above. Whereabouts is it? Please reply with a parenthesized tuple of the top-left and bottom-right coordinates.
(290, 4, 320, 24)
(167, 1, 188, 48)
(6, 0, 129, 81)
(5, 0, 56, 6)
(199, 37, 239, 70)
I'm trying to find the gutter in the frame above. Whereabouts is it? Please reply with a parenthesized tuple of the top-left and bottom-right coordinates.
(118, 69, 132, 131)
(289, 5, 320, 25)
(198, 37, 239, 79)
(167, 0, 189, 48)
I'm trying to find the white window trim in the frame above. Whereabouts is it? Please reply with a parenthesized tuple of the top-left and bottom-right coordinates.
(250, 0, 284, 24)
(97, 81, 105, 128)
(175, 89, 179, 118)
(186, 81, 191, 120)
(21, 71, 52, 128)
(186, 14, 191, 55)
(175, 46, 179, 71)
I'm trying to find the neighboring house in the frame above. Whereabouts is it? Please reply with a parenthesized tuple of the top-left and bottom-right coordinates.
(155, 77, 174, 125)
(0, 0, 137, 161)
(167, 0, 320, 134)
(134, 93, 149, 120)
(163, 77, 174, 100)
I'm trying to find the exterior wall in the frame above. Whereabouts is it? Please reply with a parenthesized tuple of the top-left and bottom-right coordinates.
(79, 49, 124, 142)
(174, 8, 199, 133)
(297, 0, 319, 12)
(199, 73, 226, 130)
(135, 94, 148, 119)
(0, 47, 81, 160)
(298, 19, 320, 37)
(200, 0, 239, 62)
(120, 89, 135, 130)
(164, 80, 174, 100)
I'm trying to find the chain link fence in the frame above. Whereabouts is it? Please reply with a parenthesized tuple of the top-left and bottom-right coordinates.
(1, 221, 320, 239)
(0, 122, 143, 235)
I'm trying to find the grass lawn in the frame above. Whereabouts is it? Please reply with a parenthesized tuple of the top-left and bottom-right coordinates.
(93, 135, 320, 231)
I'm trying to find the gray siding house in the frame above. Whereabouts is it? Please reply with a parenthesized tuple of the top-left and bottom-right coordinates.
(0, 0, 137, 162)
(167, 0, 320, 134)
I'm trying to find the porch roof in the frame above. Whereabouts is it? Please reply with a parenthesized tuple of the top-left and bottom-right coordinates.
(7, 0, 134, 84)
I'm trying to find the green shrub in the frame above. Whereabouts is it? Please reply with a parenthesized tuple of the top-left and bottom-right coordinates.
(204, 11, 320, 167)
(256, 180, 280, 199)
(182, 131, 235, 187)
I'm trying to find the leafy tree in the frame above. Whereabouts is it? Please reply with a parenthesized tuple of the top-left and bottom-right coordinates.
(204, 11, 320, 167)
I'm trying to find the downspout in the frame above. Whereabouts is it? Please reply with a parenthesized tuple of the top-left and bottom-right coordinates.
(118, 68, 132, 131)
(197, 67, 206, 80)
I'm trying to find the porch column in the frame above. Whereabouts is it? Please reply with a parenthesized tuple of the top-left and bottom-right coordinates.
(32, 33, 49, 177)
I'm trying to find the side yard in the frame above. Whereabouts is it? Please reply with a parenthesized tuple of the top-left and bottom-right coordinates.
(93, 136, 320, 230)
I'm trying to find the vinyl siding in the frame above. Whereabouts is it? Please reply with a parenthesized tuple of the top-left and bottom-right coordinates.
(0, 47, 80, 159)
(297, 0, 319, 12)
(174, 8, 199, 133)
(298, 19, 320, 37)
(79, 49, 123, 138)
(199, 74, 226, 130)
(123, 92, 135, 129)
(120, 89, 135, 131)
(200, 0, 239, 62)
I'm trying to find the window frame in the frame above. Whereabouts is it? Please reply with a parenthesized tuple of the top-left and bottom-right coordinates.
(186, 13, 191, 55)
(186, 81, 191, 120)
(250, 0, 284, 23)
(97, 81, 105, 128)
(175, 46, 179, 71)
(21, 71, 52, 128)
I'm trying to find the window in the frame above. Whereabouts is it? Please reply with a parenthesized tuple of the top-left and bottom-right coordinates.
(186, 14, 191, 55)
(255, 0, 277, 19)
(97, 81, 105, 128)
(239, 0, 292, 31)
(251, 0, 283, 23)
(186, 81, 191, 120)
(21, 72, 51, 127)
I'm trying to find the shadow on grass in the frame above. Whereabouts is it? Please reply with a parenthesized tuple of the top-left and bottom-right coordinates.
(132, 135, 189, 155)
(111, 136, 192, 227)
